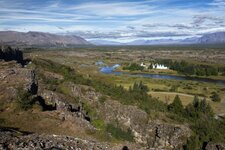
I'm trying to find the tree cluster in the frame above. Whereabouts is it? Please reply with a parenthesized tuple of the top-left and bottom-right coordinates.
(122, 63, 144, 71)
(168, 95, 225, 149)
(210, 92, 221, 102)
(156, 59, 219, 76)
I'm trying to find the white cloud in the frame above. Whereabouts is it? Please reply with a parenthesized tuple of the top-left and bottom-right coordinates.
(209, 0, 225, 8)
(0, 0, 225, 41)
(69, 1, 156, 16)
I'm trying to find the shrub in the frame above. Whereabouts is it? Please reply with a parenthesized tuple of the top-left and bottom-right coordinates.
(210, 92, 221, 102)
(132, 81, 149, 93)
(168, 95, 184, 115)
(16, 87, 33, 110)
(99, 95, 107, 103)
(92, 119, 106, 130)
(183, 135, 201, 150)
(170, 85, 178, 92)
(185, 96, 214, 120)
(106, 124, 134, 142)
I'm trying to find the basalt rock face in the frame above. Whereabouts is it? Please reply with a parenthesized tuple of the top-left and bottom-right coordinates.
(0, 62, 38, 102)
(0, 46, 23, 64)
(0, 129, 109, 150)
(41, 90, 76, 112)
(40, 90, 93, 130)
(61, 82, 102, 102)
(99, 100, 191, 149)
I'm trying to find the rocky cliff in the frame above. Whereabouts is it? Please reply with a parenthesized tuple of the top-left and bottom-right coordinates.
(40, 89, 94, 131)
(99, 100, 190, 149)
(0, 64, 37, 102)
(63, 82, 191, 149)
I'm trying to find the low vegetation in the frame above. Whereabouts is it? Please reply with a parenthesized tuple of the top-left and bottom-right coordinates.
(16, 87, 33, 110)
(106, 124, 134, 142)
(210, 92, 221, 102)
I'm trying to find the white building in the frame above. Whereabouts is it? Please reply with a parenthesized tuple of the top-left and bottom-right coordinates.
(154, 64, 168, 70)
(140, 62, 168, 70)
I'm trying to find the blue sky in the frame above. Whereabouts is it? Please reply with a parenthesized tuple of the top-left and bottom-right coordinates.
(0, 0, 225, 41)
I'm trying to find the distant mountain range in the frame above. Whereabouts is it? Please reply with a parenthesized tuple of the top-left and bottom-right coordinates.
(89, 40, 122, 45)
(0, 31, 225, 47)
(0, 31, 90, 47)
(89, 32, 225, 45)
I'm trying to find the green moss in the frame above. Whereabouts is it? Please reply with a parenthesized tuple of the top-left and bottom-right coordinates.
(106, 124, 134, 142)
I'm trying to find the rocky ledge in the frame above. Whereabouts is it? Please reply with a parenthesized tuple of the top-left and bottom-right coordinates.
(0, 128, 109, 150)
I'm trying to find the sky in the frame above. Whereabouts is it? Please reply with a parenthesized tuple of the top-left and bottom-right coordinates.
(0, 0, 225, 42)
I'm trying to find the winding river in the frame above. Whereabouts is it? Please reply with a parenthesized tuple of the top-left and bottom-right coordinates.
(100, 65, 225, 86)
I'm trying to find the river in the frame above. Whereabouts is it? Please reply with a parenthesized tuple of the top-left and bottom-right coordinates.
(100, 65, 225, 86)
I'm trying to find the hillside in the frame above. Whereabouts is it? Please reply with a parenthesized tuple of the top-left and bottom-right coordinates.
(0, 47, 192, 149)
(0, 31, 90, 47)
